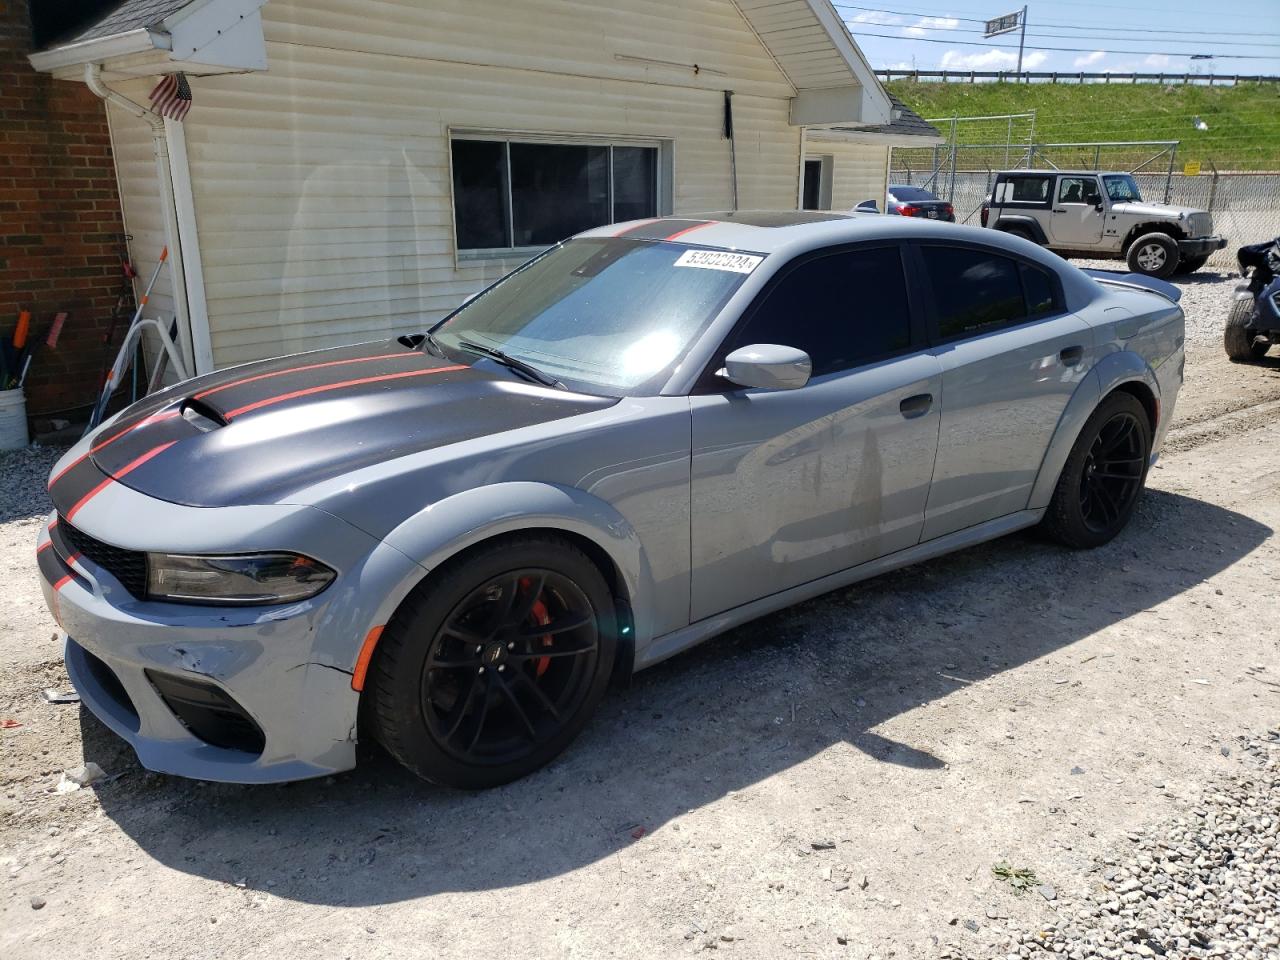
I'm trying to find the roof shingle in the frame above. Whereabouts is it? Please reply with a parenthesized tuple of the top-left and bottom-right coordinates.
(68, 0, 194, 45)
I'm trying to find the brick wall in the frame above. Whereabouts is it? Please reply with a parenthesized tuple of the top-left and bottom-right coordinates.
(0, 0, 131, 418)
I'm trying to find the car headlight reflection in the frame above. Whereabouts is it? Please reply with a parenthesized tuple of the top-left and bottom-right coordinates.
(146, 553, 335, 605)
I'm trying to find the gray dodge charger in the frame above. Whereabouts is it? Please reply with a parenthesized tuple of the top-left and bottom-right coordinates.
(38, 212, 1184, 788)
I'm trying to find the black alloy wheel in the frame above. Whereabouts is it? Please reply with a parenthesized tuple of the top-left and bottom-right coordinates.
(1078, 411, 1145, 536)
(1043, 392, 1152, 549)
(422, 570, 599, 765)
(365, 536, 616, 788)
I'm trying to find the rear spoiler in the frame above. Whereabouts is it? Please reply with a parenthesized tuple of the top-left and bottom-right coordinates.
(1082, 269, 1181, 304)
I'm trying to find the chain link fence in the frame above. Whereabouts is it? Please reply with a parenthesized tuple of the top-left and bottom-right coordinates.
(890, 140, 1277, 269)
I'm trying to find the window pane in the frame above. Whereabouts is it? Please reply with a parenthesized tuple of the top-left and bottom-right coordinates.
(1020, 262, 1057, 317)
(923, 246, 1025, 339)
(451, 140, 511, 250)
(1006, 176, 1050, 203)
(1057, 177, 1088, 203)
(510, 143, 609, 247)
(613, 146, 658, 222)
(732, 246, 912, 378)
(435, 238, 751, 393)
(889, 186, 938, 202)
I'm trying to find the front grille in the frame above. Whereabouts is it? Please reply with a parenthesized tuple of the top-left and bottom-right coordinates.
(1187, 212, 1213, 238)
(146, 670, 266, 755)
(58, 517, 148, 599)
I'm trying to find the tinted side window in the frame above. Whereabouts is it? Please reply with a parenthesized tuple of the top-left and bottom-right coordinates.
(922, 246, 1025, 339)
(1020, 262, 1059, 317)
(729, 247, 912, 378)
(1000, 175, 1051, 204)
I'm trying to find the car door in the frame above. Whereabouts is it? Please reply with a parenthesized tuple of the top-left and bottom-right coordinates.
(913, 242, 1093, 541)
(688, 244, 942, 621)
(1051, 175, 1105, 247)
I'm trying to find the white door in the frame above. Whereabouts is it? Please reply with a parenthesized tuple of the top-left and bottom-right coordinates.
(1051, 175, 1105, 247)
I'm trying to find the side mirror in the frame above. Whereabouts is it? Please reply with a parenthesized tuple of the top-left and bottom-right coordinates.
(717, 344, 811, 391)
(854, 199, 880, 214)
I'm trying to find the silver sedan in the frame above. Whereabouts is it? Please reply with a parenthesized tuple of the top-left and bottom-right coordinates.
(38, 211, 1184, 788)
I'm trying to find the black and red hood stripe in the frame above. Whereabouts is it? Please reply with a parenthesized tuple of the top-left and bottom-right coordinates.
(48, 339, 615, 512)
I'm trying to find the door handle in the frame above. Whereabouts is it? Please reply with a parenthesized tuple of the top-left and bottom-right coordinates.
(899, 393, 933, 419)
(1059, 345, 1084, 366)
(1053, 208, 1067, 212)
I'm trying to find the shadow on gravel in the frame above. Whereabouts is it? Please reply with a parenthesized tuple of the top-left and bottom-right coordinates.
(83, 489, 1270, 906)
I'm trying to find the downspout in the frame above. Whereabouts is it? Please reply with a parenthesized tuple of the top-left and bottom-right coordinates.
(83, 64, 197, 377)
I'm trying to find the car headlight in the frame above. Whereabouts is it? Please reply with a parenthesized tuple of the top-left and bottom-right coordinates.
(146, 552, 335, 605)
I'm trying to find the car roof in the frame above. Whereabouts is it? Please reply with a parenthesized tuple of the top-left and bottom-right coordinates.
(574, 212, 1103, 306)
(999, 169, 1128, 177)
(577, 211, 991, 255)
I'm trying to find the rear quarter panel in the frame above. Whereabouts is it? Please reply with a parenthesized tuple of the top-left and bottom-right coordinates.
(1028, 284, 1183, 510)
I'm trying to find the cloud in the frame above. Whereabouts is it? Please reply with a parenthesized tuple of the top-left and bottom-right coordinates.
(849, 11, 903, 26)
(1144, 54, 1171, 67)
(904, 16, 960, 37)
(939, 48, 1047, 70)
(1074, 50, 1106, 68)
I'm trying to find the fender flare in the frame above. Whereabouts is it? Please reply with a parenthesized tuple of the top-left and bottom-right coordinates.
(1027, 350, 1160, 511)
(993, 215, 1048, 245)
(358, 481, 657, 655)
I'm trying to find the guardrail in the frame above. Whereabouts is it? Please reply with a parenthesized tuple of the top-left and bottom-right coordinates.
(877, 70, 1279, 85)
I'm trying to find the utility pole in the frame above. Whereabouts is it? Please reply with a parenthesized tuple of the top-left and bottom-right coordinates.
(1017, 6, 1028, 81)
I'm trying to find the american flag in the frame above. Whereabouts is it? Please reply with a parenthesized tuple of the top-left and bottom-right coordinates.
(148, 73, 193, 121)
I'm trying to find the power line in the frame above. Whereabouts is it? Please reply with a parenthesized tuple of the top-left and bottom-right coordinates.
(833, 3, 1280, 39)
(848, 29, 1278, 59)
(880, 21, 1280, 49)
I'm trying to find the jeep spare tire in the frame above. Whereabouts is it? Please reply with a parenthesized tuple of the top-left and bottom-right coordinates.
(1127, 233, 1180, 279)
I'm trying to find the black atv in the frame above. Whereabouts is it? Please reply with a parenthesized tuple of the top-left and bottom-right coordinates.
(1225, 237, 1280, 363)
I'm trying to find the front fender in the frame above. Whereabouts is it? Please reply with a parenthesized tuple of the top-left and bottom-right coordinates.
(1027, 350, 1160, 510)
(376, 481, 658, 646)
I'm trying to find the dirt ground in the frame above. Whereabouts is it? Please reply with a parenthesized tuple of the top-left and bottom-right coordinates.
(2, 269, 1278, 960)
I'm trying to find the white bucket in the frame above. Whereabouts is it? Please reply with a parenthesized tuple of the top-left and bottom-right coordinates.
(0, 389, 29, 451)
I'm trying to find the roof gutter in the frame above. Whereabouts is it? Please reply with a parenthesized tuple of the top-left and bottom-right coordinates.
(28, 29, 169, 73)
(82, 64, 204, 377)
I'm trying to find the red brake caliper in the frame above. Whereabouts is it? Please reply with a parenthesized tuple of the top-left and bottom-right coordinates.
(520, 577, 554, 677)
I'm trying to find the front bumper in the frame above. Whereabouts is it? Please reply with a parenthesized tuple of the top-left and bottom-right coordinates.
(43, 538, 359, 782)
(1179, 235, 1228, 257)
(35, 484, 424, 782)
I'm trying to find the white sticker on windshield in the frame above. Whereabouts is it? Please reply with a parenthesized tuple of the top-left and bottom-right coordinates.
(673, 249, 763, 274)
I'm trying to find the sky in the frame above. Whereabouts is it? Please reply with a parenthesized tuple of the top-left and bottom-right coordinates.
(839, 0, 1280, 75)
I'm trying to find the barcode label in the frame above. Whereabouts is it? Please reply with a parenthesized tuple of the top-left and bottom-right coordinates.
(673, 250, 764, 274)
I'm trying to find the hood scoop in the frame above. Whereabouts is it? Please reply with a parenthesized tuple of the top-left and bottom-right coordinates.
(180, 397, 229, 432)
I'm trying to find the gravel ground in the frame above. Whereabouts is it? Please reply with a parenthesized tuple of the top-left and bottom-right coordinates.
(2, 268, 1278, 960)
(942, 732, 1280, 960)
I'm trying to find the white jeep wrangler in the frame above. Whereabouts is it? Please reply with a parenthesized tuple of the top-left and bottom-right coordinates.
(981, 170, 1226, 278)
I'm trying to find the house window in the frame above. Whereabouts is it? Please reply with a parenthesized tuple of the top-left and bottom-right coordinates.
(451, 136, 664, 256)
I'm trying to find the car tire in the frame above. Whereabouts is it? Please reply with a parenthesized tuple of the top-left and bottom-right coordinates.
(1174, 254, 1209, 275)
(1224, 298, 1270, 362)
(1042, 392, 1152, 549)
(365, 535, 617, 788)
(1126, 233, 1180, 278)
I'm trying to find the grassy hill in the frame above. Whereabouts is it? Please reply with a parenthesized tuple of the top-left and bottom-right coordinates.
(886, 81, 1280, 171)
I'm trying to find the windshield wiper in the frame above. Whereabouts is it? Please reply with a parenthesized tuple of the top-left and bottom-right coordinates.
(456, 340, 566, 390)
(422, 331, 447, 358)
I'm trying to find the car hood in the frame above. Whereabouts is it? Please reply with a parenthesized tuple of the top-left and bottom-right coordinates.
(1111, 201, 1203, 220)
(65, 340, 616, 509)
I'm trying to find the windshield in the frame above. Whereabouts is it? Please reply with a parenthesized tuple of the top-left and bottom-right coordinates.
(1103, 175, 1143, 203)
(431, 238, 761, 395)
(889, 186, 938, 202)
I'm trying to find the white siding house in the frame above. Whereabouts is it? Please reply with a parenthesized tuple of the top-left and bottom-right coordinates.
(32, 0, 935, 374)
